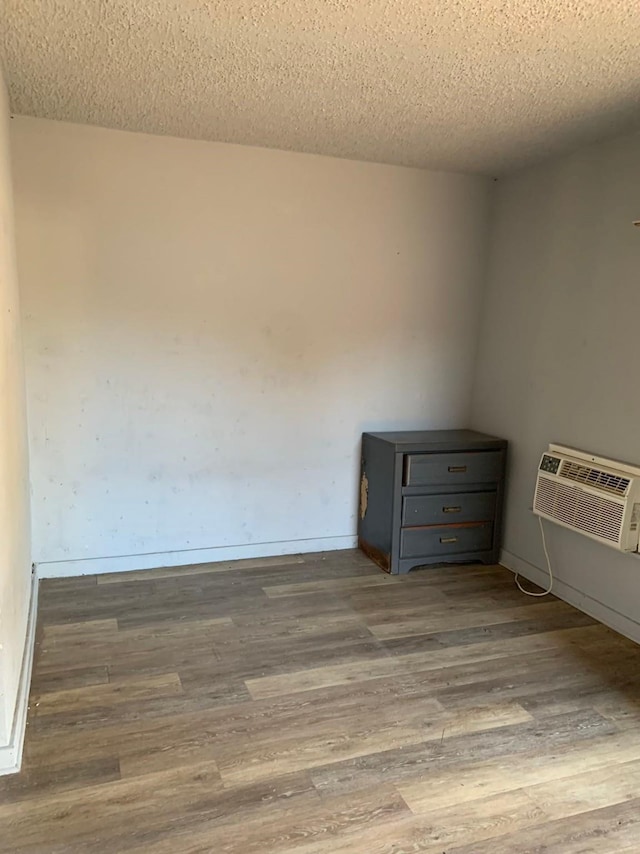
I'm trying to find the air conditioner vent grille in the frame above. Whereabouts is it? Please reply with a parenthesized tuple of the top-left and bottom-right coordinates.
(535, 477, 624, 544)
(559, 461, 630, 497)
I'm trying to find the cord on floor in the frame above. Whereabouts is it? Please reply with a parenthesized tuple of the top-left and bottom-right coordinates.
(515, 516, 553, 597)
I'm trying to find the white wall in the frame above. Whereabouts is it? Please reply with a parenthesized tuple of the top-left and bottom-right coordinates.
(11, 117, 491, 575)
(0, 77, 32, 744)
(471, 130, 640, 639)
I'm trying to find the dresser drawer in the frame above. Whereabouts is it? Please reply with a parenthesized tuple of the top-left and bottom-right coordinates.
(402, 491, 497, 527)
(400, 523, 493, 558)
(404, 451, 503, 487)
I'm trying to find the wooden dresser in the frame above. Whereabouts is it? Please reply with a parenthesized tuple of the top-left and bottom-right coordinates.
(358, 429, 507, 574)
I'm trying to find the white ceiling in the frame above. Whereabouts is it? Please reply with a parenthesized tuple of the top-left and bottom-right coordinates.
(3, 1, 640, 175)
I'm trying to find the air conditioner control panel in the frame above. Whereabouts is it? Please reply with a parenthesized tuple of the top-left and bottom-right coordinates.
(539, 454, 561, 474)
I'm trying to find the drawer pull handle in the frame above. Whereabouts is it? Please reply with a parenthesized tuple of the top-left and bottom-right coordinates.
(440, 536, 458, 544)
(448, 465, 467, 473)
(443, 506, 462, 514)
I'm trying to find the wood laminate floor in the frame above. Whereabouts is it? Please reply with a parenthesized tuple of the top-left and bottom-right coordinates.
(2, 550, 640, 853)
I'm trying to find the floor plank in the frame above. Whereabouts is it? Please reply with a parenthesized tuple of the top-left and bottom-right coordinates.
(368, 598, 578, 638)
(397, 729, 640, 813)
(245, 623, 605, 699)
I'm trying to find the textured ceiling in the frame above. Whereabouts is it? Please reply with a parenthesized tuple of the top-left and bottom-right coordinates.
(2, 1, 640, 174)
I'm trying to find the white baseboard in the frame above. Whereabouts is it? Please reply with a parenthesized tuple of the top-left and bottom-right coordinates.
(36, 535, 359, 579)
(500, 549, 640, 645)
(0, 572, 38, 776)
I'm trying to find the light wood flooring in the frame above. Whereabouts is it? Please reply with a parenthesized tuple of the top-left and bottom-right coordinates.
(2, 550, 640, 852)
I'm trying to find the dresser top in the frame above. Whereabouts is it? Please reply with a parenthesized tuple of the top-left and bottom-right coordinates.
(364, 429, 507, 452)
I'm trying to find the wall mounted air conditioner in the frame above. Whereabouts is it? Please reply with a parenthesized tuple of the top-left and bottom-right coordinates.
(533, 444, 640, 552)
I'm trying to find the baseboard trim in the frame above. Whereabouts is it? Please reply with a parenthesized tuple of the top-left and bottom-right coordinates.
(0, 572, 38, 776)
(500, 548, 640, 645)
(36, 535, 359, 579)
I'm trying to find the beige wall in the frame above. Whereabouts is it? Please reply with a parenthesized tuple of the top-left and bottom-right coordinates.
(0, 75, 31, 743)
(471, 129, 640, 640)
(11, 117, 491, 575)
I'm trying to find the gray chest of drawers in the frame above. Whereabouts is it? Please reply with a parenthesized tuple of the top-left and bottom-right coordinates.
(358, 429, 507, 574)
